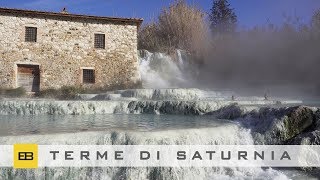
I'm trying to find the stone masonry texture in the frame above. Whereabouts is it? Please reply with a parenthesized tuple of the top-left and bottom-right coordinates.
(0, 8, 142, 91)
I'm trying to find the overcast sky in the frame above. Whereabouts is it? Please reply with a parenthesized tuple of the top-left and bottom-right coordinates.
(1, 0, 320, 28)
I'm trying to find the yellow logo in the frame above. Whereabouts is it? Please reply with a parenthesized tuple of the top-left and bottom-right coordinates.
(14, 144, 38, 169)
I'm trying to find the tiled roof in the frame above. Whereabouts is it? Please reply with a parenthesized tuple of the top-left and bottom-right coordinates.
(0, 7, 143, 25)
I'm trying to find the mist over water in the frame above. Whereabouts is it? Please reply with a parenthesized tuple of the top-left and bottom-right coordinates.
(198, 29, 320, 99)
(139, 27, 320, 100)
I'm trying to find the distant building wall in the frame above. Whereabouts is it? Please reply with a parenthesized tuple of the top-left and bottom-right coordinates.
(0, 8, 142, 91)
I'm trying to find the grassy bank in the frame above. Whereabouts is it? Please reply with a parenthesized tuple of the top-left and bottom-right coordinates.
(0, 87, 27, 98)
(0, 81, 142, 100)
(37, 82, 142, 100)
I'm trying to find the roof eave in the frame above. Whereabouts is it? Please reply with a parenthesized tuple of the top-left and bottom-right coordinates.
(0, 7, 143, 25)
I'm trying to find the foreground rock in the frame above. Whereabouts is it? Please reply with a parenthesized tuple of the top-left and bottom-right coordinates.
(206, 104, 247, 119)
(289, 109, 320, 145)
(290, 130, 320, 145)
(238, 106, 318, 145)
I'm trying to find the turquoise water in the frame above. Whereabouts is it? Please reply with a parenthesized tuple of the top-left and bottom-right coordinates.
(0, 114, 232, 136)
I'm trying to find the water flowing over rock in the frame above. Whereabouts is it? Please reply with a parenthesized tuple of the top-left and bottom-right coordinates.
(0, 125, 292, 180)
(0, 88, 302, 115)
(138, 50, 190, 88)
(114, 88, 204, 100)
(0, 100, 131, 115)
(0, 99, 244, 115)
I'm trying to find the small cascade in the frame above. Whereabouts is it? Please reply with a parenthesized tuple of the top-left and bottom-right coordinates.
(0, 88, 302, 115)
(139, 50, 187, 88)
(176, 49, 185, 68)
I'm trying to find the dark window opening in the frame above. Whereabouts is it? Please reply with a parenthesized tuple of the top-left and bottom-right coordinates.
(94, 34, 105, 49)
(25, 27, 37, 42)
(83, 69, 95, 84)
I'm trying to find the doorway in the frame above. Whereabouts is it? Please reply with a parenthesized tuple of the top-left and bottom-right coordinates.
(17, 64, 40, 92)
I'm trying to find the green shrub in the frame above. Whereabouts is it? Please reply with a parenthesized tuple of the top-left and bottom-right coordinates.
(38, 86, 85, 100)
(37, 88, 60, 99)
(59, 86, 85, 100)
(37, 82, 143, 100)
(3, 87, 26, 97)
(102, 81, 143, 92)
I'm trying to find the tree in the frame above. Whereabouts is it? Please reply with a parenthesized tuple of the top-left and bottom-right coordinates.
(209, 0, 237, 34)
(138, 0, 208, 57)
(312, 9, 320, 32)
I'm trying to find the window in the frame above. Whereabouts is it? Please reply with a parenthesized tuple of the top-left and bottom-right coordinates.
(94, 34, 105, 49)
(25, 27, 37, 42)
(83, 69, 95, 84)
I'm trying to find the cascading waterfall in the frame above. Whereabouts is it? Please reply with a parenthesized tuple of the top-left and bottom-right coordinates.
(139, 50, 188, 88)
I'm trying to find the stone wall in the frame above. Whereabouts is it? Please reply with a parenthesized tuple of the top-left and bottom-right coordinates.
(0, 12, 141, 91)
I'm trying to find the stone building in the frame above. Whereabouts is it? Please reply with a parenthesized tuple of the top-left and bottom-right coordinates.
(0, 7, 142, 92)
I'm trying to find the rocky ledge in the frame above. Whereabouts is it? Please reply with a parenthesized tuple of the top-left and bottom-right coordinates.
(228, 105, 320, 145)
